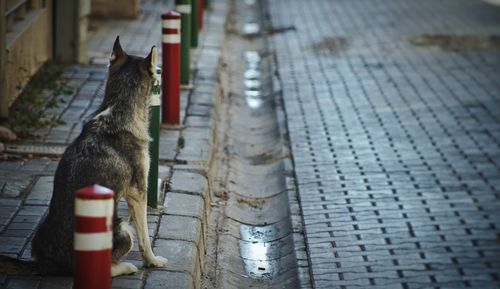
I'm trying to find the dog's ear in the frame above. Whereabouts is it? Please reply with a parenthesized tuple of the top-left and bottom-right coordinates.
(141, 46, 157, 77)
(110, 36, 127, 64)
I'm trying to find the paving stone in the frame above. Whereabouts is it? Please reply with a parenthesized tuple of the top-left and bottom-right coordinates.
(38, 277, 72, 289)
(177, 127, 211, 164)
(145, 271, 193, 289)
(173, 164, 208, 174)
(184, 115, 212, 128)
(0, 236, 26, 255)
(1, 178, 32, 198)
(190, 92, 215, 106)
(158, 215, 202, 247)
(5, 277, 40, 289)
(112, 274, 143, 289)
(170, 170, 208, 195)
(164, 192, 204, 220)
(187, 104, 212, 118)
(25, 176, 53, 206)
(153, 239, 198, 274)
(159, 129, 180, 162)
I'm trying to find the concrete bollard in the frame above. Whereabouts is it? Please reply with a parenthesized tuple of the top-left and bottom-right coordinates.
(74, 184, 114, 289)
(175, 0, 191, 85)
(161, 11, 181, 125)
(147, 66, 161, 208)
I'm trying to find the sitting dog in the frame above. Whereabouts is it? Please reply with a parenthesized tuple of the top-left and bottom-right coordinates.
(0, 36, 167, 276)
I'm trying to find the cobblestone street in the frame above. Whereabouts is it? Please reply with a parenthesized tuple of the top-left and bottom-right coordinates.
(1, 0, 500, 288)
(268, 0, 500, 288)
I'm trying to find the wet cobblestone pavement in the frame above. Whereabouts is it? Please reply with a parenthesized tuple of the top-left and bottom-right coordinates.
(268, 0, 500, 288)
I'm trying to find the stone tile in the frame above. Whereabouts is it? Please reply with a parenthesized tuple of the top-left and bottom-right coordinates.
(158, 215, 201, 246)
(153, 239, 198, 274)
(0, 236, 26, 255)
(184, 116, 212, 128)
(159, 129, 180, 162)
(25, 176, 53, 206)
(38, 277, 72, 289)
(164, 192, 204, 220)
(170, 170, 207, 195)
(177, 127, 211, 164)
(5, 277, 41, 289)
(145, 271, 193, 289)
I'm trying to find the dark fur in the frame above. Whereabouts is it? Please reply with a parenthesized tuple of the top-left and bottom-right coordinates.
(0, 37, 156, 275)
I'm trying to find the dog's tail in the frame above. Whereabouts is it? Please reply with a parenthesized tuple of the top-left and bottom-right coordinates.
(0, 255, 39, 275)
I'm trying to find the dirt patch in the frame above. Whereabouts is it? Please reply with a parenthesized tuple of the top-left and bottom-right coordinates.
(237, 197, 266, 209)
(410, 34, 500, 51)
(311, 37, 349, 55)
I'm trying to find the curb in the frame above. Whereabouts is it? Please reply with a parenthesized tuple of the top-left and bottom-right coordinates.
(144, 1, 229, 288)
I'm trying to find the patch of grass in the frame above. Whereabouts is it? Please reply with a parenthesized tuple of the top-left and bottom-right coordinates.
(177, 136, 185, 149)
(7, 64, 74, 138)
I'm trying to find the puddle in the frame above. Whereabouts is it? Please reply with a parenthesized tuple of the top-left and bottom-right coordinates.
(243, 22, 261, 34)
(244, 69, 261, 79)
(244, 50, 264, 110)
(410, 34, 500, 51)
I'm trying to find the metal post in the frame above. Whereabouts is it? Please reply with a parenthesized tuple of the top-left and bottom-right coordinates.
(147, 67, 161, 208)
(161, 12, 181, 125)
(175, 0, 191, 85)
(74, 185, 114, 289)
(191, 0, 198, 48)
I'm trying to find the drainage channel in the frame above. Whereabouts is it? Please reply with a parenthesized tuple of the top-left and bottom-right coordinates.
(205, 0, 301, 288)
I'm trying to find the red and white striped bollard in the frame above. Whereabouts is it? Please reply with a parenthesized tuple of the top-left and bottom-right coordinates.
(74, 184, 114, 289)
(161, 11, 181, 125)
(198, 0, 204, 31)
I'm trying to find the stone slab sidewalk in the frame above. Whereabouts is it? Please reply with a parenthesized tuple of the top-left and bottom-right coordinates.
(0, 0, 228, 288)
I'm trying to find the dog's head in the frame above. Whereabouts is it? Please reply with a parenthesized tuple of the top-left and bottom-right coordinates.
(106, 36, 157, 98)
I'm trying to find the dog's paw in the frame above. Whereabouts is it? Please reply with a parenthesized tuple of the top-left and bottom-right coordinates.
(145, 255, 168, 268)
(112, 262, 138, 277)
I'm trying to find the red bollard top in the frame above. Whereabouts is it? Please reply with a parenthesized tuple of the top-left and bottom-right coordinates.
(76, 184, 114, 200)
(162, 11, 181, 19)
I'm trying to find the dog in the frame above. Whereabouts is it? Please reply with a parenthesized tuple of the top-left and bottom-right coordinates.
(0, 36, 167, 276)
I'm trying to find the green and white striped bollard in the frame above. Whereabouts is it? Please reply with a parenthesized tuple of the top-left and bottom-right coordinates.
(191, 0, 199, 48)
(147, 67, 161, 208)
(176, 0, 191, 85)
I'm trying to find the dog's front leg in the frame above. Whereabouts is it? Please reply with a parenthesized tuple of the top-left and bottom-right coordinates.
(126, 190, 168, 267)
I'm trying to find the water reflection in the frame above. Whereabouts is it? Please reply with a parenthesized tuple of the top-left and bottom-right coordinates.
(239, 224, 280, 279)
(243, 23, 260, 34)
(244, 51, 263, 109)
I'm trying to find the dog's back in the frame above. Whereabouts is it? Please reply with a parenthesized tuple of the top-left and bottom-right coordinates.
(31, 37, 156, 275)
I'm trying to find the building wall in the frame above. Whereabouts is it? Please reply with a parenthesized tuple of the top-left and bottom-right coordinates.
(91, 0, 139, 19)
(0, 0, 53, 118)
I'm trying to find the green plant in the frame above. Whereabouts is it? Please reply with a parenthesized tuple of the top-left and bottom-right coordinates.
(7, 64, 73, 138)
(177, 136, 185, 149)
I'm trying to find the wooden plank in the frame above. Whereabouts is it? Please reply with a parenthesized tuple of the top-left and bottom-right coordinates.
(6, 0, 28, 16)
